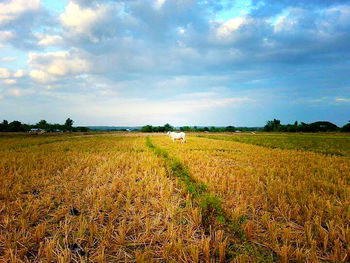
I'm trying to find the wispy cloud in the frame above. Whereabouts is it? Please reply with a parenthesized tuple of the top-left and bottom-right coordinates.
(0, 57, 16, 62)
(336, 97, 350, 103)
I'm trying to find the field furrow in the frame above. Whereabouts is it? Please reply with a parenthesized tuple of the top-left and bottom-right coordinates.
(146, 136, 276, 262)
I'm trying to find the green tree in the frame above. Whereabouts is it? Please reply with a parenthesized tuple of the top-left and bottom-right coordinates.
(141, 125, 153, 132)
(164, 123, 173, 131)
(37, 120, 48, 130)
(264, 119, 281, 131)
(8, 121, 22, 132)
(209, 126, 217, 132)
(181, 126, 191, 131)
(65, 118, 74, 131)
(225, 126, 235, 132)
(0, 120, 9, 131)
(341, 121, 350, 132)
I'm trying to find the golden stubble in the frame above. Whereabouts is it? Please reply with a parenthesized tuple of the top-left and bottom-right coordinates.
(1, 135, 225, 262)
(153, 135, 350, 262)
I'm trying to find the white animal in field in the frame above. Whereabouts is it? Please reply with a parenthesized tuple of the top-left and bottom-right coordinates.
(167, 131, 186, 143)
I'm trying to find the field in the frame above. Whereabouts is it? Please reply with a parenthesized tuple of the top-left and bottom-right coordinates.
(196, 133, 350, 157)
(0, 132, 349, 262)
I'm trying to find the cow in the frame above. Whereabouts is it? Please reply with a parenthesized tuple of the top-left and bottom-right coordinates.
(167, 131, 186, 143)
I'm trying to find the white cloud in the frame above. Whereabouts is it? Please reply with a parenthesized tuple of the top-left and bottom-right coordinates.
(60, 1, 119, 43)
(28, 50, 91, 82)
(13, 69, 26, 78)
(0, 31, 15, 42)
(7, 88, 21, 96)
(0, 68, 11, 78)
(335, 97, 350, 103)
(273, 10, 297, 33)
(0, 0, 41, 25)
(154, 0, 166, 9)
(0, 57, 16, 62)
(3, 79, 16, 85)
(216, 17, 245, 38)
(177, 27, 185, 35)
(324, 5, 350, 27)
(38, 34, 64, 46)
(0, 0, 349, 126)
(29, 70, 56, 83)
(5, 88, 34, 97)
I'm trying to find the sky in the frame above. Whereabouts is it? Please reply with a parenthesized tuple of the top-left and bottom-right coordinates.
(0, 0, 349, 127)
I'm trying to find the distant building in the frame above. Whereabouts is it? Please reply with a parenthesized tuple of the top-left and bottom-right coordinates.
(29, 128, 45, 135)
(235, 130, 241, 133)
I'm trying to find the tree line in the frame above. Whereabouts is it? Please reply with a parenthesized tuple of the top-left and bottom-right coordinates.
(263, 119, 350, 132)
(141, 124, 258, 132)
(140, 120, 350, 133)
(0, 118, 89, 132)
(1, 119, 349, 133)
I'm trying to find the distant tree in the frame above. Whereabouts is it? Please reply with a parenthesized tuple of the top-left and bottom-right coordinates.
(0, 118, 88, 133)
(154, 126, 163, 132)
(0, 120, 9, 131)
(286, 124, 297, 132)
(225, 126, 235, 132)
(65, 118, 74, 131)
(8, 121, 22, 132)
(341, 121, 350, 132)
(164, 123, 173, 131)
(180, 126, 191, 131)
(141, 125, 153, 132)
(37, 120, 48, 130)
(309, 121, 338, 132)
(75, 126, 90, 132)
(209, 126, 217, 132)
(264, 119, 281, 131)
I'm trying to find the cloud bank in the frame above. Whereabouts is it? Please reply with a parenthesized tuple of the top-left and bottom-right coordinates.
(0, 0, 349, 126)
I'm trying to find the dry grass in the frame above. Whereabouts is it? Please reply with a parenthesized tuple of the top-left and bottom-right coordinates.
(1, 133, 349, 262)
(0, 135, 226, 262)
(197, 133, 350, 157)
(152, 135, 350, 262)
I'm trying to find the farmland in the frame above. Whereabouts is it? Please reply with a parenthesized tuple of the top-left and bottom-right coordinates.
(0, 132, 349, 262)
(196, 133, 350, 157)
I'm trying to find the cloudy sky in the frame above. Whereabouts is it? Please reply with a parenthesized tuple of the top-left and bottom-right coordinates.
(0, 0, 349, 126)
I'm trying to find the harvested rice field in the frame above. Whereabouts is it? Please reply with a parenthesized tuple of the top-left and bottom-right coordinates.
(1, 132, 349, 262)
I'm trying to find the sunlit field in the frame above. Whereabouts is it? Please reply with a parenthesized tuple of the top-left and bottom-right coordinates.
(197, 133, 350, 157)
(1, 133, 349, 262)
